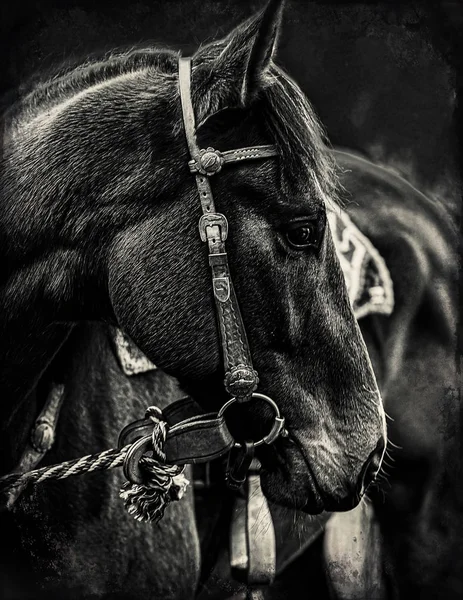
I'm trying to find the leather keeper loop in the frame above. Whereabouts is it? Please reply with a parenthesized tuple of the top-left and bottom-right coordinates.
(209, 253, 228, 267)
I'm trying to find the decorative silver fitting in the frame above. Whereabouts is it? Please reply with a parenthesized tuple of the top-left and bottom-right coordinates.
(189, 147, 224, 176)
(198, 213, 228, 242)
(224, 365, 259, 401)
(213, 276, 230, 303)
(30, 419, 55, 453)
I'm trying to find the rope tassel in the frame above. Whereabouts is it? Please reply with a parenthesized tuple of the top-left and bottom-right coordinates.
(120, 469, 189, 523)
(119, 406, 189, 523)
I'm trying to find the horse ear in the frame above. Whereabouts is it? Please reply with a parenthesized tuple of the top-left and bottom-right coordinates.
(242, 0, 285, 100)
(194, 0, 285, 110)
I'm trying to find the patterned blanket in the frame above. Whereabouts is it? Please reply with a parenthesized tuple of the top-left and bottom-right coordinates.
(326, 204, 393, 321)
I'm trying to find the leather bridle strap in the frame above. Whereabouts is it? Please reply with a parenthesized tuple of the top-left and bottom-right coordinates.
(178, 56, 278, 401)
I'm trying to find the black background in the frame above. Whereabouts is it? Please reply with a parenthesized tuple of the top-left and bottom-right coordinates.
(0, 0, 461, 210)
(0, 1, 461, 596)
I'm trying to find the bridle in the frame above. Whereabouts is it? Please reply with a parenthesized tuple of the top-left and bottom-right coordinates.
(177, 56, 286, 484)
(178, 56, 273, 400)
(0, 56, 288, 508)
(1, 55, 287, 591)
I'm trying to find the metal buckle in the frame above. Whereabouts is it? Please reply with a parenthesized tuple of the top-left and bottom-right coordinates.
(217, 393, 287, 448)
(198, 213, 228, 242)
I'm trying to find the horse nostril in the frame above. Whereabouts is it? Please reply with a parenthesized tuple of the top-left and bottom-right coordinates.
(356, 436, 385, 500)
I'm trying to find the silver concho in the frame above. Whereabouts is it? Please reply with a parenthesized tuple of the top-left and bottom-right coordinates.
(198, 147, 223, 175)
(224, 364, 259, 400)
(213, 276, 230, 302)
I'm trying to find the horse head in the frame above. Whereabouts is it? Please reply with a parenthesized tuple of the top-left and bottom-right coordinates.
(2, 0, 386, 512)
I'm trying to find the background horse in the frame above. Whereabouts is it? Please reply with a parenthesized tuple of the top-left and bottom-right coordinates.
(324, 149, 461, 600)
(0, 1, 387, 598)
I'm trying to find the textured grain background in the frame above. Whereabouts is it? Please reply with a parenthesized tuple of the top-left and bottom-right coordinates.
(0, 0, 460, 205)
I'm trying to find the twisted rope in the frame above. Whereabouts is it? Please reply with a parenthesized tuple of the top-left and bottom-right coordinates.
(0, 406, 190, 523)
(0, 444, 132, 494)
(0, 406, 167, 496)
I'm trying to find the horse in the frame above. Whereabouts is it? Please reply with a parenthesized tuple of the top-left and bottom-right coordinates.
(2, 147, 457, 599)
(324, 149, 461, 600)
(0, 0, 387, 598)
(191, 148, 461, 600)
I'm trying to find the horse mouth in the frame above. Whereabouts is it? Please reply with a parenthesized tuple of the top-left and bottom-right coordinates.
(185, 390, 326, 512)
(257, 436, 325, 514)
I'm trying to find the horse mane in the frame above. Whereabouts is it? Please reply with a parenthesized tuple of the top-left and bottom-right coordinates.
(263, 63, 339, 201)
(4, 47, 178, 125)
(3, 42, 339, 205)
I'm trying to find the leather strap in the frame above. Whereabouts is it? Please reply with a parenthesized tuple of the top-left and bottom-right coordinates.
(246, 467, 276, 585)
(230, 459, 276, 587)
(178, 57, 278, 401)
(118, 397, 235, 465)
(188, 146, 279, 174)
(5, 382, 65, 508)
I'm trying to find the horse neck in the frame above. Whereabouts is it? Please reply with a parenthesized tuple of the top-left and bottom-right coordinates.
(0, 57, 174, 422)
(0, 219, 75, 403)
(0, 139, 107, 420)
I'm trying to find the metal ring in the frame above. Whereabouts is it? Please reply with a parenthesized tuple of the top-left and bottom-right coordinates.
(217, 392, 286, 448)
(123, 434, 152, 485)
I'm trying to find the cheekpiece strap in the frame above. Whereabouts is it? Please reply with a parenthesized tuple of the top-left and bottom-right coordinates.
(178, 56, 278, 401)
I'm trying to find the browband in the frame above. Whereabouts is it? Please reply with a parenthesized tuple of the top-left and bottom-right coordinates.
(178, 56, 278, 401)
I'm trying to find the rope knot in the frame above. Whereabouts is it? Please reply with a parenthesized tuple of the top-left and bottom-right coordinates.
(119, 406, 189, 523)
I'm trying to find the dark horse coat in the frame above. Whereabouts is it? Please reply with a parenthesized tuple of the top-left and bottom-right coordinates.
(324, 149, 460, 600)
(1, 148, 458, 600)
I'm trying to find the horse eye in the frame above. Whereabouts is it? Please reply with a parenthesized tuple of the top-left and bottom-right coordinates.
(285, 221, 319, 249)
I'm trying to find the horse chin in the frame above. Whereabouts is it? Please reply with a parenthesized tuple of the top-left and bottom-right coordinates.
(258, 441, 325, 514)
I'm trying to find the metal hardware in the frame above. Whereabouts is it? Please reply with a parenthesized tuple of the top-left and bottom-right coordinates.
(123, 434, 152, 485)
(224, 364, 259, 401)
(198, 213, 229, 242)
(213, 276, 230, 302)
(189, 147, 224, 175)
(217, 393, 286, 448)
